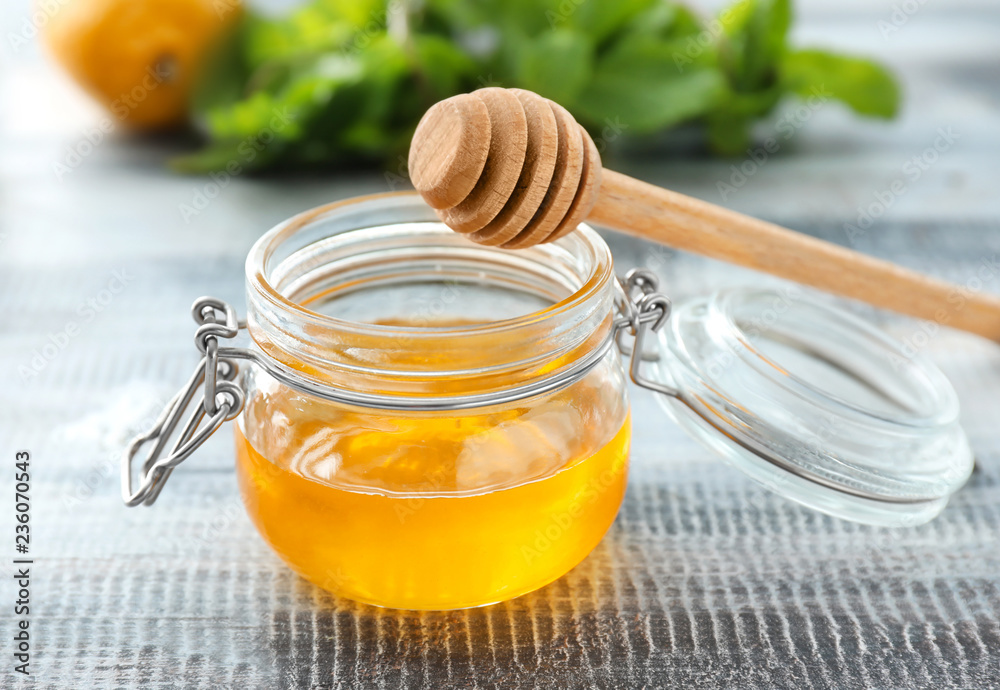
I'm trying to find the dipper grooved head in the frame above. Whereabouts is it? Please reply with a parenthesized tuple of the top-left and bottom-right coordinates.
(408, 88, 602, 248)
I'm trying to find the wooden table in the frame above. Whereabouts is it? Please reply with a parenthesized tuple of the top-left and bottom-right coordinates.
(3, 1, 999, 687)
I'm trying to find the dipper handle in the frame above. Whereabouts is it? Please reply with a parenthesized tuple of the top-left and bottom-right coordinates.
(408, 88, 1000, 341)
(592, 170, 1000, 340)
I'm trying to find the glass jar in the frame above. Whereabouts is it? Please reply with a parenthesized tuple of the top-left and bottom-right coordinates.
(123, 192, 975, 611)
(237, 193, 630, 610)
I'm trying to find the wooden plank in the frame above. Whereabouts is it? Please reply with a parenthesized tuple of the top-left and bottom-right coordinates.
(3, 0, 1000, 686)
(3, 221, 1000, 687)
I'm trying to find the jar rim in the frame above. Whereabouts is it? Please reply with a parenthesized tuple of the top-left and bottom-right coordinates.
(246, 192, 615, 341)
(242, 192, 619, 401)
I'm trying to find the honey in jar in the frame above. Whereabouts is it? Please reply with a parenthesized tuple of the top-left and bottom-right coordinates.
(232, 194, 631, 609)
(235, 367, 630, 610)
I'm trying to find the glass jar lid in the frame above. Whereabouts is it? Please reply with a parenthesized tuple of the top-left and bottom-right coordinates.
(639, 285, 974, 527)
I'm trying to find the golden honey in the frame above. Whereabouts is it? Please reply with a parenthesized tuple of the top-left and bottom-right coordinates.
(234, 353, 630, 610)
(231, 196, 630, 609)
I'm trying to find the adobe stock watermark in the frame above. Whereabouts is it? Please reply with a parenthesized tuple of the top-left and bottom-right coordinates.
(877, 0, 932, 40)
(592, 116, 629, 153)
(673, 0, 751, 71)
(700, 285, 803, 381)
(394, 418, 570, 525)
(17, 269, 134, 382)
(520, 453, 627, 565)
(843, 126, 960, 245)
(178, 107, 296, 223)
(392, 412, 512, 526)
(385, 116, 628, 190)
(644, 243, 676, 276)
(213, 0, 241, 20)
(476, 73, 504, 89)
(744, 472, 797, 517)
(62, 395, 168, 509)
(182, 497, 246, 552)
(717, 85, 832, 202)
(888, 253, 1000, 369)
(53, 60, 176, 180)
(171, 443, 299, 553)
(545, 0, 587, 28)
(64, 450, 124, 510)
(385, 153, 412, 193)
(395, 279, 465, 331)
(6, 0, 68, 52)
(393, 463, 454, 524)
(346, 0, 407, 54)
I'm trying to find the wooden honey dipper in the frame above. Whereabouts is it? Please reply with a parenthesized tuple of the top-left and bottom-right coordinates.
(408, 87, 1000, 341)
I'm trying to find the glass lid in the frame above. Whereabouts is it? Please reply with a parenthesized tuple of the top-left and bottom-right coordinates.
(643, 286, 974, 527)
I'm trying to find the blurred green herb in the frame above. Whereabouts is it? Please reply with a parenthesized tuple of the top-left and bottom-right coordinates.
(173, 0, 900, 173)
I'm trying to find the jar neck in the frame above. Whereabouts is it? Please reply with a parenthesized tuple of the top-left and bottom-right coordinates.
(245, 194, 617, 399)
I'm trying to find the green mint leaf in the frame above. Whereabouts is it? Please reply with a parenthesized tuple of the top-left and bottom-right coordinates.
(516, 29, 594, 105)
(413, 34, 477, 97)
(242, 0, 384, 68)
(575, 34, 726, 132)
(782, 49, 900, 118)
(706, 113, 753, 156)
(704, 87, 782, 155)
(562, 0, 655, 45)
(182, 0, 902, 171)
(721, 0, 791, 91)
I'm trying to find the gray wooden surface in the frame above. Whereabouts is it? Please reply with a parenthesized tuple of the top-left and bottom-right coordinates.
(3, 1, 1000, 688)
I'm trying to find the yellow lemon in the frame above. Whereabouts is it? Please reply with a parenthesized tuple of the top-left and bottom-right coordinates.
(42, 0, 242, 129)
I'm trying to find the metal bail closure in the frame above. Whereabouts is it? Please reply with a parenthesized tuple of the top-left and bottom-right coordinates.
(121, 297, 246, 506)
(123, 274, 677, 508)
(613, 269, 680, 399)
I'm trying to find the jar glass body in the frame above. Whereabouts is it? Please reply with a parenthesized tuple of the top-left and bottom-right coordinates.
(235, 193, 630, 610)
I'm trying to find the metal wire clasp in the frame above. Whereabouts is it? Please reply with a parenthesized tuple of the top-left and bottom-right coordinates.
(121, 297, 246, 506)
(123, 272, 676, 506)
(613, 269, 680, 399)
